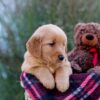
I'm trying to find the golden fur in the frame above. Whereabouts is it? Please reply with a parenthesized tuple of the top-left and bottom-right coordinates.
(21, 24, 72, 92)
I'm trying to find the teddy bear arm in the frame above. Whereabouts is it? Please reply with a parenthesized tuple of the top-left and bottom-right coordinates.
(71, 61, 82, 73)
(68, 49, 77, 61)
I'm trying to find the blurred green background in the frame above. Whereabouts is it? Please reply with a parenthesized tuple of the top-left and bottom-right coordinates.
(0, 0, 100, 99)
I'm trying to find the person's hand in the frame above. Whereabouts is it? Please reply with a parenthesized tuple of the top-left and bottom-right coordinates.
(87, 66, 100, 74)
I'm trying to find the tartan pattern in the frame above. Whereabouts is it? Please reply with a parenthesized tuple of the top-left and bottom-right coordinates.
(20, 72, 100, 100)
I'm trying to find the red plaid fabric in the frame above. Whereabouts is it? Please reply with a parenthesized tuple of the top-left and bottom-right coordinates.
(20, 72, 100, 100)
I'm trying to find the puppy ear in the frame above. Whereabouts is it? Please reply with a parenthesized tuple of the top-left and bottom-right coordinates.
(26, 36, 42, 58)
(74, 23, 85, 33)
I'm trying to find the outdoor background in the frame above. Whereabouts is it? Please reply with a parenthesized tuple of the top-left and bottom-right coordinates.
(0, 0, 100, 99)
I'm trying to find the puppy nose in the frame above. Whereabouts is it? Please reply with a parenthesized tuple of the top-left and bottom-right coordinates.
(58, 55, 64, 61)
(86, 34, 94, 40)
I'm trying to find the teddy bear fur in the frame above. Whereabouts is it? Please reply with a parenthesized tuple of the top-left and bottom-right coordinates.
(68, 22, 100, 73)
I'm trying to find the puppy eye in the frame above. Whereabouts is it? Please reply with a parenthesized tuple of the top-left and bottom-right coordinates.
(48, 42, 55, 46)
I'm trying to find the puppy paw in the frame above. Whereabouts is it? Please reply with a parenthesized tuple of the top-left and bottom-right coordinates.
(40, 75, 55, 89)
(42, 79, 55, 89)
(32, 67, 55, 90)
(56, 77, 69, 92)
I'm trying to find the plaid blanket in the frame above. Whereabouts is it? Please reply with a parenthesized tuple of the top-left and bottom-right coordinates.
(20, 72, 100, 100)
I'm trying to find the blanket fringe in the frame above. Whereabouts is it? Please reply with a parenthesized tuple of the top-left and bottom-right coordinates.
(25, 91, 32, 100)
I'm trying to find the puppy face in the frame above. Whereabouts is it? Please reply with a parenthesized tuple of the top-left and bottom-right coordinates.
(26, 24, 67, 64)
(74, 23, 100, 47)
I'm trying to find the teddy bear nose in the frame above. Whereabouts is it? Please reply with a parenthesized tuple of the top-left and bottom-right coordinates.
(86, 34, 94, 40)
(58, 55, 64, 61)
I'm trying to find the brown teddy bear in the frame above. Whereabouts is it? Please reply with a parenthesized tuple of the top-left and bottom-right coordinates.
(68, 22, 100, 73)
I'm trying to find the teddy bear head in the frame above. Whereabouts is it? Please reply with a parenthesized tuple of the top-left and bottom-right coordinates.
(74, 22, 100, 48)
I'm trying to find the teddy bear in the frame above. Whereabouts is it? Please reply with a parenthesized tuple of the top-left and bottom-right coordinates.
(68, 22, 100, 73)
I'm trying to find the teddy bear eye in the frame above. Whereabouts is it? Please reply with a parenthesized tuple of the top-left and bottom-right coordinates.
(94, 32, 97, 34)
(80, 29, 84, 33)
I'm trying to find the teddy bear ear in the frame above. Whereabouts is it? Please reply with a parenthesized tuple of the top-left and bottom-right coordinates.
(89, 22, 100, 26)
(92, 23, 100, 30)
(74, 23, 85, 33)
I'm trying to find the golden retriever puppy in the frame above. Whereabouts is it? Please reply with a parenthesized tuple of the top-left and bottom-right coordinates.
(21, 24, 72, 92)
